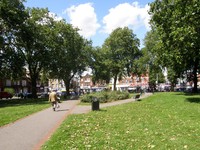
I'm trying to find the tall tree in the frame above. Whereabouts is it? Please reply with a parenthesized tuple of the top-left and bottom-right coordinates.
(0, 0, 27, 79)
(149, 0, 200, 92)
(102, 27, 140, 90)
(47, 20, 92, 95)
(16, 7, 54, 98)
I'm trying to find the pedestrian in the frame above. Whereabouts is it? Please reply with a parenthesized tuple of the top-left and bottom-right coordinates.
(49, 90, 59, 111)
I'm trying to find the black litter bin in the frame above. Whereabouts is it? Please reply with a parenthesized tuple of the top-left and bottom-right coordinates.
(92, 97, 99, 111)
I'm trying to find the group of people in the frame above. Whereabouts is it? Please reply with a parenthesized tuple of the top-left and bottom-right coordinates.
(48, 90, 60, 111)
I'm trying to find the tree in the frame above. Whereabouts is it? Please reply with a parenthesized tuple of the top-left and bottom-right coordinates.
(167, 67, 178, 90)
(0, 0, 27, 79)
(16, 7, 55, 98)
(47, 20, 92, 96)
(149, 0, 200, 92)
(141, 30, 165, 89)
(102, 27, 140, 90)
(89, 46, 111, 85)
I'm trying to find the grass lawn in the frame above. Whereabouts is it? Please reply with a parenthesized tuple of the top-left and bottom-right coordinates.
(42, 92, 200, 150)
(0, 98, 50, 127)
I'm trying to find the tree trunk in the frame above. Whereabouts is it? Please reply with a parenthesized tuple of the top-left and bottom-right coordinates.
(31, 76, 38, 99)
(193, 60, 198, 93)
(64, 79, 71, 96)
(113, 74, 118, 91)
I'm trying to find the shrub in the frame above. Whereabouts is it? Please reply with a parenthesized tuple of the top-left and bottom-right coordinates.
(109, 91, 129, 101)
(81, 94, 93, 103)
(80, 91, 130, 103)
(4, 88, 15, 95)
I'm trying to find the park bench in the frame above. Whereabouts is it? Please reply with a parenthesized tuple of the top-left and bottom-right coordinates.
(134, 94, 141, 100)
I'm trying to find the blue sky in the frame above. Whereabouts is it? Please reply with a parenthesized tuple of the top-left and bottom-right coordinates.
(24, 0, 154, 48)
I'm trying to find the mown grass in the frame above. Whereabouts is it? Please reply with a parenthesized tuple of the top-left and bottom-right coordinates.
(0, 98, 50, 126)
(42, 92, 200, 150)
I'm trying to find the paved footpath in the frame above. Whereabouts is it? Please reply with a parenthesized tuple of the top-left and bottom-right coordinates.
(0, 93, 152, 150)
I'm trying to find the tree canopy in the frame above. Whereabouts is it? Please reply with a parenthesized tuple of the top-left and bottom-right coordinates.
(149, 0, 200, 92)
(141, 31, 165, 89)
(0, 0, 91, 97)
(47, 20, 92, 95)
(0, 0, 27, 79)
(102, 27, 140, 90)
(88, 46, 111, 85)
(16, 7, 56, 98)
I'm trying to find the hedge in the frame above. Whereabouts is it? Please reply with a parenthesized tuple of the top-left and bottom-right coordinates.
(80, 91, 130, 103)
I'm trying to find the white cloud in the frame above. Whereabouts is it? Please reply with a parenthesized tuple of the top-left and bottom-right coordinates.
(102, 2, 151, 34)
(65, 3, 100, 38)
(141, 4, 151, 31)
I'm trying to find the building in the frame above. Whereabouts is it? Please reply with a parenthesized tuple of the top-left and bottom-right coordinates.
(0, 77, 48, 94)
(110, 73, 149, 91)
(79, 74, 94, 93)
(0, 78, 30, 93)
(48, 79, 64, 91)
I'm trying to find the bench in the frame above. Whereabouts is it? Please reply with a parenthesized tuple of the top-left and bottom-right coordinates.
(134, 94, 140, 100)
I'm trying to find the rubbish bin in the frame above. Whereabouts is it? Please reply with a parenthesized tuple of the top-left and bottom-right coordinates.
(92, 97, 99, 111)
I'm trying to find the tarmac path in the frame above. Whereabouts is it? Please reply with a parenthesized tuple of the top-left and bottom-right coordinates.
(0, 93, 152, 150)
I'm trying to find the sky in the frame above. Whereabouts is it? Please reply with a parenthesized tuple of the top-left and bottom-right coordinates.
(24, 0, 154, 48)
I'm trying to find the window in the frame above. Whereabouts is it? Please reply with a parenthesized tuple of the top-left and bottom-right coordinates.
(85, 78, 90, 82)
(22, 80, 27, 86)
(13, 81, 20, 85)
(6, 80, 11, 86)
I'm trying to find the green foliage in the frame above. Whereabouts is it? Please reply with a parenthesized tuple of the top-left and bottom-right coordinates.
(102, 27, 140, 90)
(167, 67, 179, 88)
(42, 92, 200, 149)
(47, 20, 92, 95)
(142, 31, 165, 86)
(108, 91, 129, 101)
(1, 1, 92, 97)
(80, 91, 130, 103)
(149, 0, 200, 92)
(3, 88, 15, 95)
(16, 7, 55, 98)
(0, 0, 27, 79)
(89, 47, 111, 84)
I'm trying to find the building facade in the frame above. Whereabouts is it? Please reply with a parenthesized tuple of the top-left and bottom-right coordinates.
(110, 73, 149, 91)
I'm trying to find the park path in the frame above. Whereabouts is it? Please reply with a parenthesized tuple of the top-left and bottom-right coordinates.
(0, 93, 152, 150)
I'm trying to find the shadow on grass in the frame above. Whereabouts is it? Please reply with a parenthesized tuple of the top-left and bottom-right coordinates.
(174, 91, 200, 96)
(186, 97, 200, 103)
(0, 98, 49, 108)
(136, 99, 142, 101)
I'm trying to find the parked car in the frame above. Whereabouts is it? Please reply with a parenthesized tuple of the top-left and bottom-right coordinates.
(0, 91, 13, 99)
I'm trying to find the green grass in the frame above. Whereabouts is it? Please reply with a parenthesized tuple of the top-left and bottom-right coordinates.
(0, 98, 50, 126)
(42, 92, 200, 149)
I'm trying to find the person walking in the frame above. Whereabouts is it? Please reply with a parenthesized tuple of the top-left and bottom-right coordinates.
(49, 90, 59, 111)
